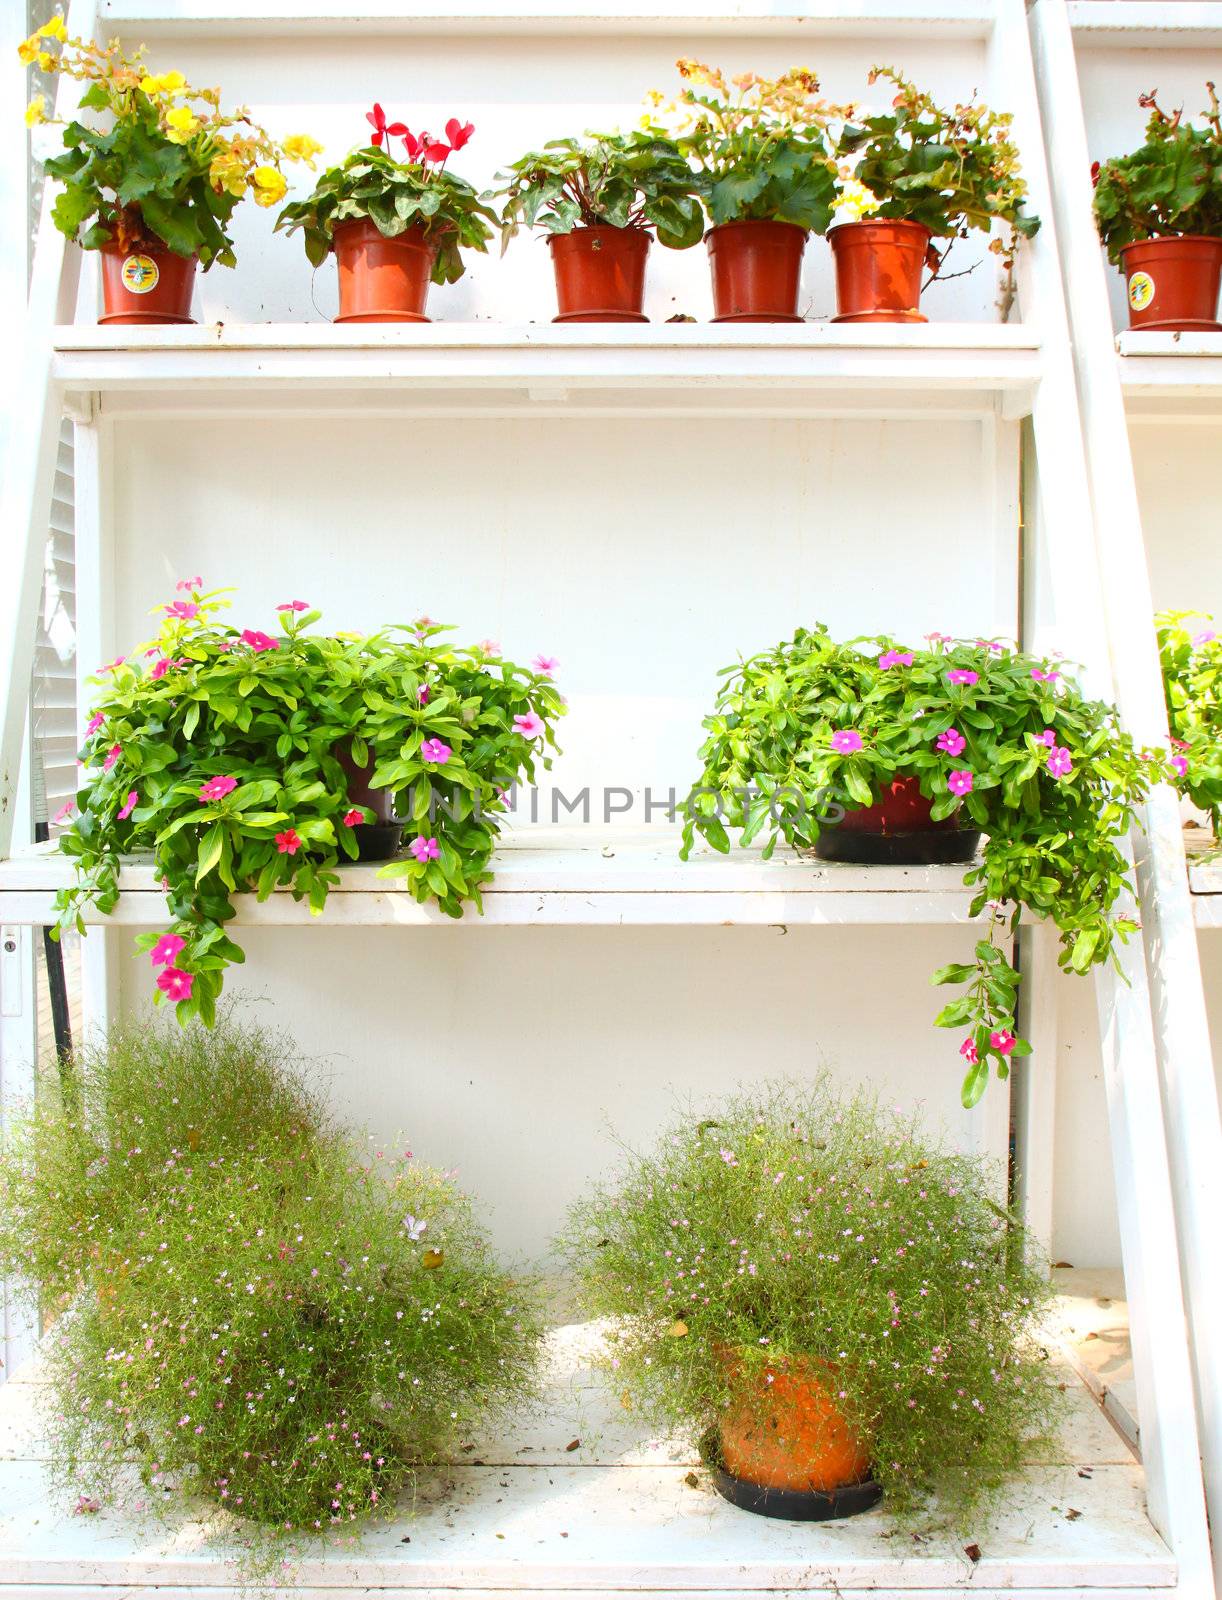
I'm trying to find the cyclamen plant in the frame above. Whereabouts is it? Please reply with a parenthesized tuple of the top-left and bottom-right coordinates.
(681, 627, 1178, 1106)
(22, 21, 319, 266)
(1093, 85, 1222, 264)
(276, 105, 497, 280)
(53, 585, 564, 1022)
(1156, 610, 1222, 836)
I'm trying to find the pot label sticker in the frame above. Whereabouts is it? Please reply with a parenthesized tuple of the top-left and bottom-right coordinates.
(1128, 270, 1155, 312)
(121, 254, 159, 294)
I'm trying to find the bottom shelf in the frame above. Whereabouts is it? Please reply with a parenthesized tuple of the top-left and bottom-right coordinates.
(0, 1281, 1168, 1598)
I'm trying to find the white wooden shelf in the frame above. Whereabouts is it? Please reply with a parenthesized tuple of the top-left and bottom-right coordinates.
(0, 829, 979, 928)
(1068, 2, 1222, 48)
(1117, 333, 1222, 419)
(51, 323, 1041, 421)
(0, 1293, 1171, 1598)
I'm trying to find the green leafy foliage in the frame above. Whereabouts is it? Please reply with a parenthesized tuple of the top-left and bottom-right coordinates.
(1156, 609, 1222, 835)
(495, 128, 704, 250)
(276, 145, 498, 282)
(1093, 86, 1222, 264)
(680, 626, 1175, 1104)
(560, 1082, 1058, 1525)
(53, 586, 564, 1022)
(0, 1020, 541, 1568)
(834, 66, 1038, 266)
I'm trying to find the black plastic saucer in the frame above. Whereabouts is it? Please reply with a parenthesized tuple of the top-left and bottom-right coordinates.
(698, 1431, 884, 1522)
(812, 827, 981, 866)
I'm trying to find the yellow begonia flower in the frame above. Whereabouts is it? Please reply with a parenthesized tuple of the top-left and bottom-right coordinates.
(37, 15, 67, 40)
(141, 70, 187, 96)
(164, 105, 199, 142)
(17, 36, 40, 64)
(251, 164, 287, 206)
(282, 133, 323, 166)
(37, 51, 56, 71)
(25, 94, 46, 127)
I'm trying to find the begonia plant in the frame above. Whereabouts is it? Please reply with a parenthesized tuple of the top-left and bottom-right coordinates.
(1093, 85, 1222, 264)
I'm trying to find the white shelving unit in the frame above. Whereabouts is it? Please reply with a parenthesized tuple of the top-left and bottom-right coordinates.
(2, 1, 1218, 1596)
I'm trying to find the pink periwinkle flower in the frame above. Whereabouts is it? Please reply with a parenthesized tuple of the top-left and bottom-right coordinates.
(176, 577, 202, 592)
(198, 775, 238, 803)
(165, 600, 199, 622)
(1046, 746, 1073, 780)
(1038, 728, 1057, 748)
(417, 685, 430, 705)
(513, 711, 545, 738)
(157, 967, 194, 1003)
(976, 639, 1005, 655)
(150, 932, 186, 968)
(420, 738, 452, 764)
(240, 629, 279, 653)
(989, 1029, 1017, 1056)
(99, 657, 125, 673)
(947, 769, 974, 797)
(118, 790, 138, 821)
(275, 829, 303, 856)
(1194, 630, 1217, 647)
(960, 1038, 979, 1065)
(342, 809, 364, 827)
(936, 727, 966, 756)
(478, 638, 501, 657)
(86, 713, 105, 736)
(1172, 754, 1189, 778)
(878, 650, 914, 669)
(149, 656, 174, 680)
(53, 800, 75, 825)
(1031, 667, 1059, 682)
(830, 729, 863, 755)
(409, 836, 440, 863)
(103, 743, 122, 772)
(531, 654, 559, 676)
(925, 631, 953, 645)
(277, 600, 308, 613)
(947, 669, 978, 688)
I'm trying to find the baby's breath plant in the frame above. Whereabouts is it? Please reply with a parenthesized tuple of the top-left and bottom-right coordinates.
(561, 1082, 1058, 1525)
(0, 1021, 542, 1560)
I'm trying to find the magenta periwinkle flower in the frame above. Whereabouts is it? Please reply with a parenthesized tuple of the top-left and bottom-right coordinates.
(409, 836, 440, 863)
(960, 1038, 979, 1065)
(946, 669, 978, 688)
(85, 712, 104, 736)
(1038, 728, 1057, 748)
(531, 654, 559, 676)
(1194, 630, 1216, 647)
(1046, 746, 1073, 780)
(878, 649, 914, 669)
(342, 808, 364, 827)
(53, 800, 75, 825)
(176, 576, 202, 592)
(157, 966, 194, 1003)
(118, 790, 138, 820)
(275, 828, 303, 855)
(277, 600, 308, 613)
(990, 1029, 1017, 1056)
(103, 743, 122, 772)
(198, 775, 238, 803)
(936, 727, 966, 756)
(1172, 754, 1189, 778)
(420, 738, 452, 764)
(925, 631, 953, 645)
(947, 769, 974, 797)
(1031, 667, 1059, 682)
(240, 629, 279, 653)
(164, 600, 198, 621)
(150, 932, 186, 968)
(99, 657, 125, 673)
(830, 729, 863, 755)
(418, 685, 430, 704)
(513, 711, 545, 738)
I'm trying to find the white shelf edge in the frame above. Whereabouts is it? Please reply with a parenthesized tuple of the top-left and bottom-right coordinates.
(1068, 1, 1222, 47)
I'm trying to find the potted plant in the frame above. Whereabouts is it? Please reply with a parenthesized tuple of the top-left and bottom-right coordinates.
(681, 626, 1177, 1104)
(0, 1018, 542, 1570)
(1157, 610, 1222, 839)
(276, 106, 497, 321)
(830, 66, 1039, 323)
(494, 129, 703, 321)
(1093, 85, 1222, 332)
(21, 20, 318, 324)
(561, 1082, 1057, 1522)
(52, 583, 564, 1023)
(662, 60, 846, 321)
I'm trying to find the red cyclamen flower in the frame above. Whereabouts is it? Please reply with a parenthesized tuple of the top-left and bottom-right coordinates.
(366, 103, 407, 148)
(445, 117, 474, 150)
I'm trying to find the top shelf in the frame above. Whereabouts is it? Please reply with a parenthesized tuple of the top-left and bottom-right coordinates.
(54, 322, 1040, 421)
(1068, 1, 1222, 48)
(1117, 331, 1222, 419)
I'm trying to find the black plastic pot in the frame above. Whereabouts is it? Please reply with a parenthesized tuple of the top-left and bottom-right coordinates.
(698, 1431, 883, 1522)
(353, 821, 403, 862)
(813, 827, 981, 866)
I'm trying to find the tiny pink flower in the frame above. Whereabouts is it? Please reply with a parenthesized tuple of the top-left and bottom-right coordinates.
(1194, 630, 1217, 647)
(103, 743, 122, 772)
(275, 829, 303, 855)
(276, 600, 308, 613)
(118, 790, 138, 821)
(342, 808, 364, 827)
(176, 577, 202, 592)
(157, 967, 194, 1003)
(947, 769, 974, 797)
(1037, 728, 1057, 748)
(531, 654, 559, 676)
(989, 1029, 1017, 1056)
(198, 775, 238, 803)
(150, 656, 172, 680)
(478, 638, 501, 657)
(409, 836, 440, 863)
(99, 657, 125, 673)
(420, 738, 451, 764)
(418, 685, 430, 704)
(1046, 746, 1073, 780)
(53, 800, 75, 825)
(925, 631, 953, 644)
(976, 639, 1005, 655)
(830, 729, 863, 755)
(86, 713, 105, 736)
(240, 629, 279, 653)
(960, 1038, 979, 1065)
(1172, 754, 1189, 778)
(150, 933, 186, 968)
(164, 600, 199, 621)
(1171, 737, 1189, 750)
(936, 728, 966, 756)
(878, 650, 914, 670)
(513, 711, 545, 738)
(1031, 667, 1059, 682)
(947, 669, 978, 687)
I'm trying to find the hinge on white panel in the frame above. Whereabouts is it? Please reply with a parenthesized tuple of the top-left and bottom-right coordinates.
(0, 929, 22, 1019)
(62, 390, 97, 424)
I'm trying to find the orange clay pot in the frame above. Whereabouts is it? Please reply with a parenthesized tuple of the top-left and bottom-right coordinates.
(1120, 235, 1222, 332)
(829, 219, 932, 323)
(707, 220, 807, 322)
(718, 1353, 872, 1494)
(333, 218, 437, 323)
(99, 243, 197, 325)
(549, 225, 650, 322)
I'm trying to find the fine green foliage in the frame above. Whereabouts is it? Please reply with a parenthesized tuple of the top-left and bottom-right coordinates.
(834, 66, 1039, 267)
(0, 1021, 542, 1562)
(663, 60, 848, 232)
(53, 585, 564, 1022)
(1157, 610, 1222, 835)
(560, 1082, 1058, 1525)
(23, 26, 315, 267)
(276, 144, 497, 282)
(494, 129, 704, 250)
(1093, 85, 1222, 265)
(680, 627, 1175, 1105)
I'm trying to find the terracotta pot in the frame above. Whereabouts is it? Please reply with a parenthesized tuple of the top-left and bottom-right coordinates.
(98, 243, 197, 325)
(333, 218, 437, 323)
(828, 219, 931, 323)
(814, 775, 981, 866)
(338, 744, 400, 862)
(1120, 235, 1222, 332)
(707, 220, 807, 322)
(718, 1353, 871, 1495)
(549, 226, 650, 322)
